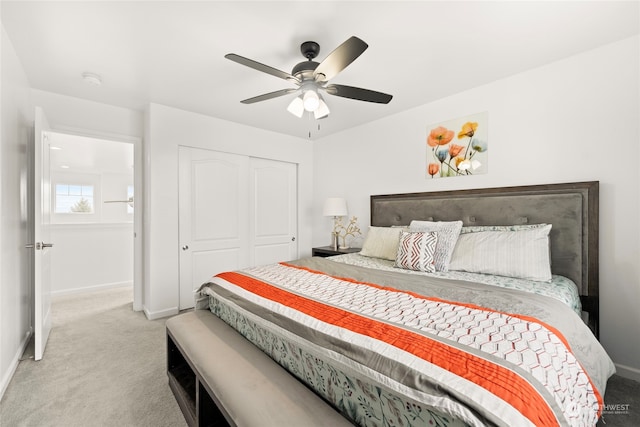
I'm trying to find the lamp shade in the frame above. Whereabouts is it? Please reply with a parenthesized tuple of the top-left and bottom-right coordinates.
(287, 96, 304, 118)
(323, 198, 348, 217)
(303, 89, 320, 111)
(314, 97, 330, 119)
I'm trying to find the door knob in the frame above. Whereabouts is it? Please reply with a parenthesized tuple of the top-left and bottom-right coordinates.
(291, 237, 296, 241)
(182, 245, 189, 251)
(25, 242, 54, 250)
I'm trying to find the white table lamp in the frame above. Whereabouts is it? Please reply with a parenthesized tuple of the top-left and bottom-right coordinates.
(323, 198, 348, 249)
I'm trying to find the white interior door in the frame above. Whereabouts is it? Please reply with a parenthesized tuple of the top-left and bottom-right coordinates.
(250, 158, 298, 265)
(178, 147, 249, 310)
(33, 106, 53, 361)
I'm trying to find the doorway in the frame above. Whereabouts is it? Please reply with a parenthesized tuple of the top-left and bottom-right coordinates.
(47, 132, 136, 297)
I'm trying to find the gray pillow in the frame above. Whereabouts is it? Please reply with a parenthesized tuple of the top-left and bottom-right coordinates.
(409, 220, 463, 272)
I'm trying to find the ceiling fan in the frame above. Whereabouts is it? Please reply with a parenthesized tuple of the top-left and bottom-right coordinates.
(225, 36, 393, 119)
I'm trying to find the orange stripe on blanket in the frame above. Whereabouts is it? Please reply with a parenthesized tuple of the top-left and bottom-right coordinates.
(283, 263, 572, 348)
(217, 270, 560, 427)
(283, 261, 604, 416)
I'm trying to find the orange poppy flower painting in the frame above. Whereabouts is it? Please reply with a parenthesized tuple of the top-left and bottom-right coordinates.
(426, 112, 488, 179)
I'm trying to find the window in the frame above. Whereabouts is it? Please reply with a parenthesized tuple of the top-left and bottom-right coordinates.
(55, 184, 95, 214)
(51, 173, 101, 224)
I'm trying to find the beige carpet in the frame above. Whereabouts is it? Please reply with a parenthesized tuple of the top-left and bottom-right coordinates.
(0, 287, 187, 427)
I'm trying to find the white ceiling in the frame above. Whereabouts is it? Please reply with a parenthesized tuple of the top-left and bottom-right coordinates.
(2, 1, 638, 141)
(49, 132, 134, 174)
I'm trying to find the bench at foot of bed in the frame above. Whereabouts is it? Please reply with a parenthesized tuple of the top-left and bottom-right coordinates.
(166, 310, 352, 427)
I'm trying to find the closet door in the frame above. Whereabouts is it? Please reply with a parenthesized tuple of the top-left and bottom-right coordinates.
(249, 158, 298, 266)
(178, 147, 249, 310)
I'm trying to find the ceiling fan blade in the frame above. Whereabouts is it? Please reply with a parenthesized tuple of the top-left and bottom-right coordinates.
(313, 36, 368, 82)
(225, 53, 300, 83)
(325, 84, 393, 104)
(240, 88, 298, 104)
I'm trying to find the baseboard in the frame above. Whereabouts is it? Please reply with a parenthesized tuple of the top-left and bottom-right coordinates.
(52, 281, 133, 297)
(614, 363, 640, 383)
(0, 328, 32, 401)
(143, 305, 180, 320)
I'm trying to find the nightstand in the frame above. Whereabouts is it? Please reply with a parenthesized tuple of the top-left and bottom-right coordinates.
(312, 246, 361, 258)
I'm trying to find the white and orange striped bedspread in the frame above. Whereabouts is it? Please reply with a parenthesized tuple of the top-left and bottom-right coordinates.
(198, 257, 614, 427)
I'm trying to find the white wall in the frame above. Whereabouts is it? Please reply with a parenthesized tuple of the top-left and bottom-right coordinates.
(313, 36, 640, 381)
(0, 24, 33, 398)
(30, 90, 143, 140)
(143, 103, 313, 319)
(50, 171, 133, 295)
(50, 224, 133, 295)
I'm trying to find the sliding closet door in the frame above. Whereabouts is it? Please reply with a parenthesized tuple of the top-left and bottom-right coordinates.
(178, 148, 299, 309)
(178, 147, 249, 310)
(249, 158, 298, 265)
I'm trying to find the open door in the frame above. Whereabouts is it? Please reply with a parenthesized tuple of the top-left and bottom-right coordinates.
(31, 106, 53, 360)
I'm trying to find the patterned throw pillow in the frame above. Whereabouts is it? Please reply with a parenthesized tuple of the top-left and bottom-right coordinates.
(409, 220, 463, 272)
(394, 231, 438, 272)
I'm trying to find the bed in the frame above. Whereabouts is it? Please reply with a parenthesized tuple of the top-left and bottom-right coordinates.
(196, 181, 615, 427)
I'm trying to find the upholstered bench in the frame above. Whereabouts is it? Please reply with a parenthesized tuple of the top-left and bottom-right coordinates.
(166, 310, 352, 427)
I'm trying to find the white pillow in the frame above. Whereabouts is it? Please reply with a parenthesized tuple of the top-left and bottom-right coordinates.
(460, 223, 548, 234)
(394, 231, 437, 272)
(360, 226, 403, 261)
(448, 224, 553, 281)
(409, 220, 463, 272)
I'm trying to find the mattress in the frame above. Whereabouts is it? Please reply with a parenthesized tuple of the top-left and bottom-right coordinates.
(197, 257, 615, 427)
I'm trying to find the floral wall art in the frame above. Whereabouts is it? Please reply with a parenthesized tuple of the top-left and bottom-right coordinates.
(426, 111, 488, 179)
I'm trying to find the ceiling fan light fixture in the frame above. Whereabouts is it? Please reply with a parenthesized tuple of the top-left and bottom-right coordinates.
(227, 37, 393, 125)
(314, 98, 330, 119)
(302, 89, 320, 112)
(287, 96, 304, 118)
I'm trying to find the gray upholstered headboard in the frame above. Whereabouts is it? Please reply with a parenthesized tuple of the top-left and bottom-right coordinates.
(370, 181, 599, 336)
